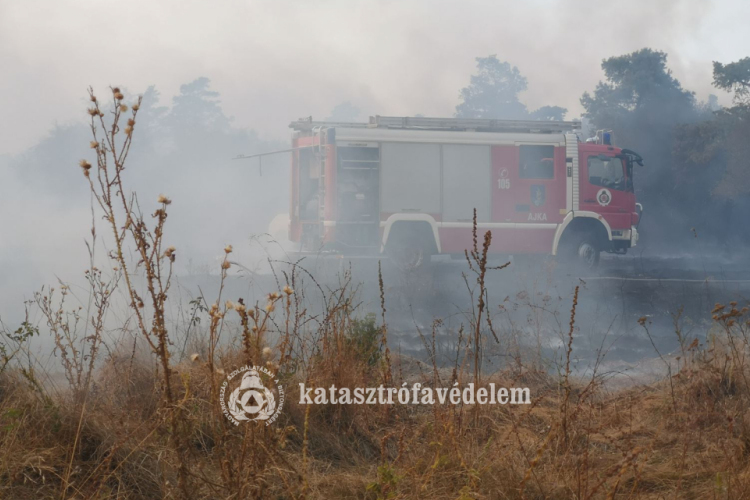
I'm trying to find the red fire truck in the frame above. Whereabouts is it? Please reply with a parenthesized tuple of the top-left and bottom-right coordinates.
(286, 116, 643, 269)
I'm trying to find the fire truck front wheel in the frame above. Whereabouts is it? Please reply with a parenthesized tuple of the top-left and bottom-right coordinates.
(575, 238, 600, 270)
(559, 232, 601, 272)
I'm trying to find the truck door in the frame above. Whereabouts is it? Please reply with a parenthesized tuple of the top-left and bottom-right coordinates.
(579, 152, 633, 231)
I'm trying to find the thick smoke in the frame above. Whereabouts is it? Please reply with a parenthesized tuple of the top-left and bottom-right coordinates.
(1, 0, 749, 377)
(0, 80, 290, 325)
(0, 0, 741, 155)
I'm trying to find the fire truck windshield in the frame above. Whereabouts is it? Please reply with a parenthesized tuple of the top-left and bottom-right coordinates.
(588, 154, 628, 192)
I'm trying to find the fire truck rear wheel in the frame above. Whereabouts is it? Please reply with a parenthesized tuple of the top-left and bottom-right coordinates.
(385, 235, 427, 270)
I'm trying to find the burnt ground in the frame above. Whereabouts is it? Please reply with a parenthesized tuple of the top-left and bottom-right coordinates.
(174, 251, 750, 382)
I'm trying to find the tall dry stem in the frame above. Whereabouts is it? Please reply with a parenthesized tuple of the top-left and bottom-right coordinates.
(81, 86, 190, 497)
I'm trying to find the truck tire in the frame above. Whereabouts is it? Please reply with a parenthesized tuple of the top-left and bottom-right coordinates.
(575, 235, 600, 270)
(560, 231, 600, 272)
(385, 233, 427, 270)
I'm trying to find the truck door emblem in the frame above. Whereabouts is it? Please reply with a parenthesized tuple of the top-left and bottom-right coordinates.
(596, 188, 612, 207)
(531, 185, 545, 206)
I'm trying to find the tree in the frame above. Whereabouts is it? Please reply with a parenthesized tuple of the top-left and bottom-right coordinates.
(677, 58, 750, 200)
(4, 79, 291, 278)
(167, 77, 231, 135)
(713, 57, 750, 104)
(326, 101, 361, 122)
(581, 48, 696, 131)
(137, 85, 169, 132)
(581, 48, 705, 249)
(456, 55, 529, 119)
(456, 55, 567, 121)
(528, 105, 567, 121)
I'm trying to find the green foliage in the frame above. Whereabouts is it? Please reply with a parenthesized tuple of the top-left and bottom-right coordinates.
(349, 313, 381, 366)
(579, 48, 720, 247)
(326, 101, 361, 122)
(1, 408, 22, 432)
(168, 77, 231, 134)
(674, 58, 750, 200)
(673, 119, 726, 172)
(1, 321, 38, 374)
(366, 463, 401, 500)
(581, 48, 696, 130)
(713, 57, 750, 103)
(456, 55, 566, 121)
(456, 55, 529, 119)
(11, 322, 39, 343)
(528, 105, 567, 121)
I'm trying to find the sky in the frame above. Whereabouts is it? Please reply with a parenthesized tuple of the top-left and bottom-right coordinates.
(1, 0, 749, 156)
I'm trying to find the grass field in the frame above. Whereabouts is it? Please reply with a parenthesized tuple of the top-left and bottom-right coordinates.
(2, 88, 750, 499)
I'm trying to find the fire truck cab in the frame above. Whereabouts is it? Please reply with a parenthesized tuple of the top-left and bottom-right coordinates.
(289, 116, 643, 269)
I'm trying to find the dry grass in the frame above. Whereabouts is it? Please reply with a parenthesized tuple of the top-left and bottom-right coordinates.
(4, 326, 750, 499)
(2, 88, 750, 499)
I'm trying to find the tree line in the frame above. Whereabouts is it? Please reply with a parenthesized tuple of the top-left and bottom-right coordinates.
(4, 51, 749, 255)
(456, 50, 750, 252)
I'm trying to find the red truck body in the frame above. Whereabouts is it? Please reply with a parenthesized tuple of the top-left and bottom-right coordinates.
(288, 116, 641, 266)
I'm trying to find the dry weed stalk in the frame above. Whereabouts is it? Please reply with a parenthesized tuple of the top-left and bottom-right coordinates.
(82, 86, 190, 496)
(463, 208, 509, 425)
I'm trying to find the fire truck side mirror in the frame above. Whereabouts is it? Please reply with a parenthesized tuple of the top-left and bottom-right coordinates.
(621, 149, 645, 166)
